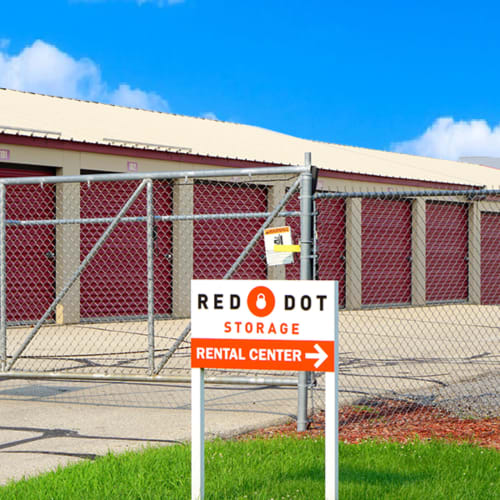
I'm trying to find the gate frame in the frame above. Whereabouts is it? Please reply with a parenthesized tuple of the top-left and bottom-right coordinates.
(0, 164, 312, 392)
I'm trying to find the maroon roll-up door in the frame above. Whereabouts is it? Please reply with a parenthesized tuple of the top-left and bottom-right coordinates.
(80, 180, 173, 318)
(1, 165, 56, 322)
(317, 198, 346, 306)
(286, 194, 346, 306)
(481, 212, 500, 304)
(285, 192, 302, 281)
(193, 182, 267, 280)
(426, 202, 468, 302)
(362, 199, 412, 305)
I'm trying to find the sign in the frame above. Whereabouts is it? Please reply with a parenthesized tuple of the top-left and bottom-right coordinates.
(264, 226, 294, 266)
(191, 280, 336, 372)
(127, 161, 138, 172)
(191, 279, 339, 500)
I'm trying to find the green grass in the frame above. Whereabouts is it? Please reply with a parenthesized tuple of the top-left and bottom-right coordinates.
(0, 438, 498, 499)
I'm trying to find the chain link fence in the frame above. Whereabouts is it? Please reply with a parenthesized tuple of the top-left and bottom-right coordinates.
(311, 189, 500, 429)
(0, 167, 498, 434)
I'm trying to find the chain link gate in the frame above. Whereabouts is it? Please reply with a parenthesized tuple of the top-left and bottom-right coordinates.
(310, 188, 500, 431)
(0, 165, 313, 403)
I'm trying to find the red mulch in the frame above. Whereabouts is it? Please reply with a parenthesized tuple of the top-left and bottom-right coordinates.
(239, 400, 500, 450)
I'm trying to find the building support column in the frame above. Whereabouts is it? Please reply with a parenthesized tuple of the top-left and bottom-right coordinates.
(411, 198, 426, 306)
(345, 198, 362, 309)
(267, 183, 286, 280)
(172, 179, 194, 318)
(55, 154, 81, 324)
(468, 202, 481, 304)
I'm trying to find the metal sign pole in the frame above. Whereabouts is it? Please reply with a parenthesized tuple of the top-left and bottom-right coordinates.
(325, 281, 339, 500)
(191, 367, 205, 500)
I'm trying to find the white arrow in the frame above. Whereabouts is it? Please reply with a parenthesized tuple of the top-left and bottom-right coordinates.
(305, 343, 328, 369)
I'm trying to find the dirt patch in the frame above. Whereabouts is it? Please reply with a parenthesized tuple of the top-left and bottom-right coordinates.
(238, 399, 500, 450)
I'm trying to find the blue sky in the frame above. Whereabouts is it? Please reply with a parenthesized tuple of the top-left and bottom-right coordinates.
(1, 0, 500, 160)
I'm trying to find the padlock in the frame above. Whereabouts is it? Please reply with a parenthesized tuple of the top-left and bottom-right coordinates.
(256, 293, 267, 310)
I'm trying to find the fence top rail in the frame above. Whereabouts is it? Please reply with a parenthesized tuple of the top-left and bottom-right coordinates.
(0, 165, 309, 186)
(314, 188, 500, 200)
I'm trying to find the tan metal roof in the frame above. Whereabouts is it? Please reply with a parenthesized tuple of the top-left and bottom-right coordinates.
(1, 88, 499, 188)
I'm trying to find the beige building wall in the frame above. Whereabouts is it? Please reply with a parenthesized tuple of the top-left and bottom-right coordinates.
(0, 142, 233, 175)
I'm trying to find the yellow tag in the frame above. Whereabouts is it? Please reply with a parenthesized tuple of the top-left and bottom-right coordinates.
(274, 244, 301, 253)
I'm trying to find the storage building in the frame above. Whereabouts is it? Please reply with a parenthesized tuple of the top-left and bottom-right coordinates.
(1, 88, 500, 323)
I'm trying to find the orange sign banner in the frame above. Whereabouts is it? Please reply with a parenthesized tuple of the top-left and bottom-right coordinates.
(191, 338, 334, 372)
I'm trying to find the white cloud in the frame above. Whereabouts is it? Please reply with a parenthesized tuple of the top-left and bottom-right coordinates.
(0, 40, 102, 100)
(0, 40, 168, 112)
(201, 111, 218, 120)
(109, 84, 168, 111)
(392, 117, 500, 161)
(0, 39, 10, 50)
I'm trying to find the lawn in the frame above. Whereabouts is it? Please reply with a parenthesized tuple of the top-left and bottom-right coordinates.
(0, 438, 498, 499)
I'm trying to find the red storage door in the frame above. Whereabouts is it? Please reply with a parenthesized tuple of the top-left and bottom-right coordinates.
(286, 195, 346, 306)
(362, 199, 412, 305)
(426, 202, 468, 302)
(1, 166, 55, 322)
(80, 180, 173, 319)
(284, 192, 302, 281)
(481, 212, 500, 304)
(193, 182, 267, 280)
(317, 198, 346, 306)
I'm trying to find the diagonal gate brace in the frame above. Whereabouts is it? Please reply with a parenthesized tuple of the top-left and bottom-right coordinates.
(5, 179, 149, 371)
(153, 175, 303, 375)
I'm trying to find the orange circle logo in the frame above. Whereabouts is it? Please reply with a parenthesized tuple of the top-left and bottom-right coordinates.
(247, 286, 275, 317)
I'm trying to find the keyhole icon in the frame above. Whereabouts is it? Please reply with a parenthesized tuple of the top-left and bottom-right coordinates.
(247, 286, 275, 317)
(256, 293, 267, 310)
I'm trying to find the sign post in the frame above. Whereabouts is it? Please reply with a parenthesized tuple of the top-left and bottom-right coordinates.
(191, 367, 204, 500)
(191, 279, 338, 500)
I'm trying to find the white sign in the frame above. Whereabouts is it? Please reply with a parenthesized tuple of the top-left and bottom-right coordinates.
(191, 280, 336, 372)
(192, 280, 335, 341)
(191, 280, 339, 500)
(264, 226, 294, 266)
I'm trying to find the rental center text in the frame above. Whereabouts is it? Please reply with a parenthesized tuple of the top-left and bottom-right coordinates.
(196, 346, 302, 362)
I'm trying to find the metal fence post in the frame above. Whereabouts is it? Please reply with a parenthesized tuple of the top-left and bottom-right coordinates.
(0, 184, 6, 372)
(146, 179, 155, 375)
(297, 152, 314, 431)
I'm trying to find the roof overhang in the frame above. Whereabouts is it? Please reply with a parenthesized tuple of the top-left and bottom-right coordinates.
(0, 133, 482, 191)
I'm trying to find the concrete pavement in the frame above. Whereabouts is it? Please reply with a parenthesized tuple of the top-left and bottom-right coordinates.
(0, 379, 297, 485)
